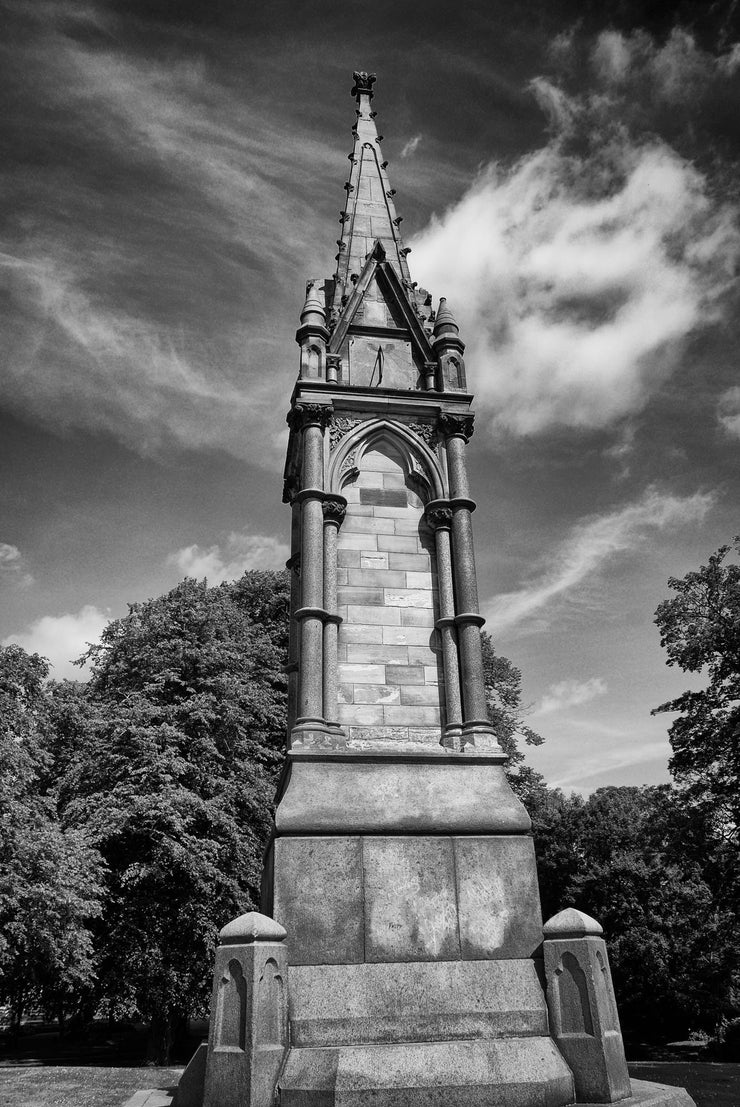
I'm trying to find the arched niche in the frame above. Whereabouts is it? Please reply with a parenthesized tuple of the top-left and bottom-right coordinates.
(327, 418, 444, 501)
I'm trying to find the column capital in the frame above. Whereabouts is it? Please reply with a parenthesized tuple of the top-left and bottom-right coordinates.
(424, 498, 453, 530)
(322, 494, 347, 526)
(287, 403, 333, 432)
(438, 412, 474, 442)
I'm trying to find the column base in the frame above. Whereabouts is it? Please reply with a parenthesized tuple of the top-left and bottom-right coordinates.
(461, 721, 506, 756)
(291, 720, 347, 750)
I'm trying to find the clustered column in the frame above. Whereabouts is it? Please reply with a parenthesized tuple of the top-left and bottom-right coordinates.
(322, 494, 347, 739)
(438, 413, 504, 754)
(424, 502, 463, 751)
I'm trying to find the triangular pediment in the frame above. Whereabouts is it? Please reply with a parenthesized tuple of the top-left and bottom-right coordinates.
(329, 242, 434, 378)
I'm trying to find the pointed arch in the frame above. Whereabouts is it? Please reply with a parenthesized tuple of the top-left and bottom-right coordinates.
(328, 417, 444, 499)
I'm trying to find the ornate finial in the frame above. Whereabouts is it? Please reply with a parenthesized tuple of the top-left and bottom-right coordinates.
(351, 71, 376, 100)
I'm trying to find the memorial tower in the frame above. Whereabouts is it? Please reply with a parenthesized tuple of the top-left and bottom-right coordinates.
(178, 72, 695, 1107)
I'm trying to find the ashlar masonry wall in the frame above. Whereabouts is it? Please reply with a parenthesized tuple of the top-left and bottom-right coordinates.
(336, 437, 444, 746)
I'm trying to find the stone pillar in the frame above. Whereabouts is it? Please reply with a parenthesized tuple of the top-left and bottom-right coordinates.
(202, 912, 289, 1107)
(322, 494, 347, 740)
(291, 404, 332, 747)
(439, 413, 503, 754)
(543, 909, 632, 1104)
(285, 495, 302, 736)
(425, 500, 463, 750)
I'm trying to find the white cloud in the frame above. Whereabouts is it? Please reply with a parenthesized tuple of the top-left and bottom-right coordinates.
(412, 65, 740, 436)
(487, 488, 714, 633)
(535, 677, 608, 716)
(718, 386, 740, 437)
(400, 133, 423, 158)
(0, 543, 33, 589)
(551, 735, 672, 792)
(168, 531, 290, 585)
(2, 604, 109, 679)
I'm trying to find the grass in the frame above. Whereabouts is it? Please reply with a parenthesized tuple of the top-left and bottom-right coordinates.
(0, 1065, 183, 1107)
(628, 1062, 740, 1107)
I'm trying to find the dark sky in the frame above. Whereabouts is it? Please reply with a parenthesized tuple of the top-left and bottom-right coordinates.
(2, 0, 739, 792)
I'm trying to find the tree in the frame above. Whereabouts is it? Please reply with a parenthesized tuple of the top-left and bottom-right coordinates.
(60, 572, 290, 1062)
(653, 537, 740, 845)
(481, 632, 548, 808)
(0, 647, 103, 1030)
(532, 785, 737, 1042)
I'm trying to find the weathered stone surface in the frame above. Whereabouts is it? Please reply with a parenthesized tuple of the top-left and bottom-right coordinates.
(544, 922, 631, 1104)
(274, 752, 531, 835)
(220, 912, 287, 945)
(454, 837, 543, 960)
(278, 1038, 575, 1107)
(288, 960, 549, 1046)
(202, 930, 288, 1107)
(544, 907, 603, 938)
(582, 1082, 697, 1107)
(363, 837, 459, 962)
(273, 837, 363, 965)
(173, 1042, 206, 1107)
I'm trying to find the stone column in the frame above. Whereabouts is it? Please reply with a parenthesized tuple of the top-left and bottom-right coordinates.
(439, 413, 503, 754)
(322, 494, 347, 741)
(425, 500, 463, 750)
(543, 909, 632, 1104)
(290, 403, 332, 747)
(283, 489, 302, 737)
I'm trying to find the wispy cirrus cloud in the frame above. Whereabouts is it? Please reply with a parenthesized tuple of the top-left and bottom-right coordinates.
(412, 29, 740, 437)
(535, 677, 608, 716)
(718, 386, 740, 437)
(400, 133, 423, 158)
(487, 488, 714, 633)
(0, 543, 33, 589)
(168, 531, 290, 585)
(2, 604, 109, 679)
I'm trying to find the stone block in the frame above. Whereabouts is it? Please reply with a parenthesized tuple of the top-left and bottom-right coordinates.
(173, 1041, 206, 1106)
(336, 568, 349, 586)
(360, 488, 408, 508)
(400, 686, 442, 706)
(278, 1038, 575, 1107)
(371, 504, 422, 518)
(342, 515, 395, 534)
(453, 837, 544, 960)
(543, 911, 632, 1104)
(382, 593, 432, 616)
(337, 587, 384, 606)
(405, 571, 434, 589)
(288, 959, 549, 1046)
(385, 664, 425, 685)
(362, 448, 400, 472)
(345, 604, 401, 625)
(401, 607, 436, 627)
(351, 684, 401, 705)
(363, 837, 460, 962)
(202, 913, 288, 1107)
(382, 471, 406, 489)
(377, 534, 422, 553)
(382, 625, 435, 646)
(339, 533, 377, 551)
(360, 552, 388, 569)
(340, 623, 384, 644)
(423, 666, 440, 684)
(338, 663, 386, 684)
(345, 643, 410, 664)
(383, 705, 442, 726)
(273, 838, 363, 965)
(388, 553, 430, 571)
(348, 569, 406, 587)
(393, 518, 428, 536)
(274, 753, 532, 836)
(337, 704, 385, 726)
(408, 646, 440, 666)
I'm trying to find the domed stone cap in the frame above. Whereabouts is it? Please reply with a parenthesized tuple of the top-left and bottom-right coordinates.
(219, 912, 287, 946)
(543, 908, 603, 938)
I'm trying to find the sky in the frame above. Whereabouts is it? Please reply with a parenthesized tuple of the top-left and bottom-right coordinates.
(1, 0, 739, 794)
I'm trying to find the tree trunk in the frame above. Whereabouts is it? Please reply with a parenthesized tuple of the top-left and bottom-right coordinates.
(146, 1010, 176, 1066)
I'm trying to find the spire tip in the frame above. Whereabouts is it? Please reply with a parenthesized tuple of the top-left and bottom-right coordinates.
(351, 71, 376, 101)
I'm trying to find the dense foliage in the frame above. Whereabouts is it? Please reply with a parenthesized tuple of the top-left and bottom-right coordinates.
(2, 544, 740, 1059)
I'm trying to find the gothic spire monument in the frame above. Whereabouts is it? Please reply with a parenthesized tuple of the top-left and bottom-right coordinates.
(177, 73, 695, 1107)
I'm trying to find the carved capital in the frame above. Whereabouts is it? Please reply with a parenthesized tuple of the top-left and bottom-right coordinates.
(438, 412, 475, 442)
(287, 403, 333, 432)
(425, 499, 453, 530)
(408, 421, 437, 448)
(351, 71, 376, 99)
(322, 496, 347, 525)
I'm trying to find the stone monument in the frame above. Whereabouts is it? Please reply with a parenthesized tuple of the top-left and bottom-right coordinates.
(176, 72, 696, 1107)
